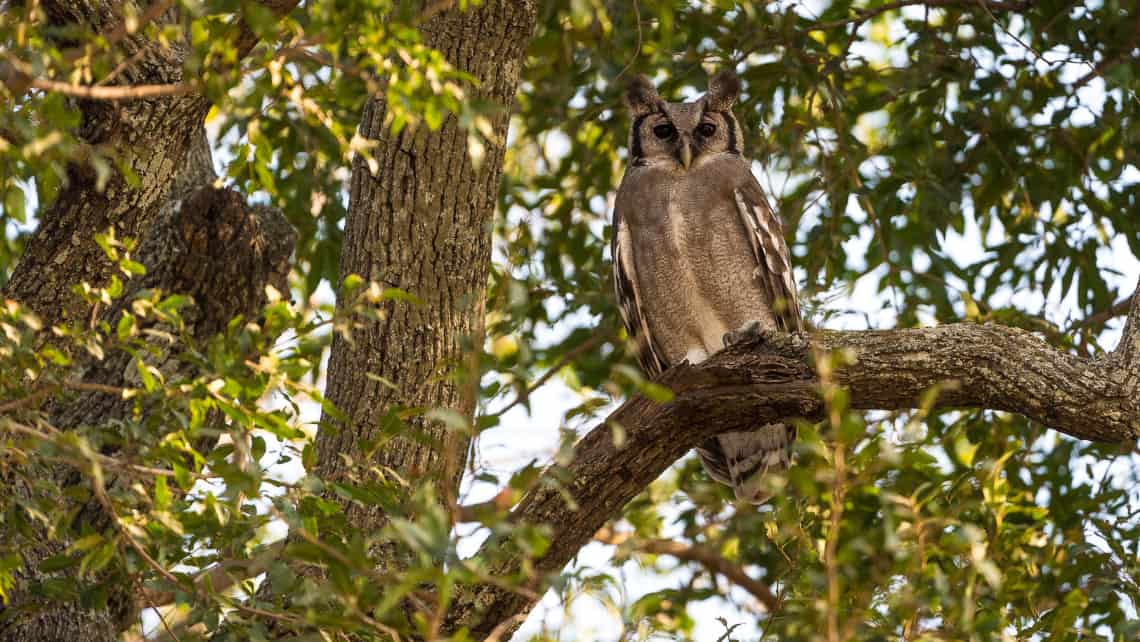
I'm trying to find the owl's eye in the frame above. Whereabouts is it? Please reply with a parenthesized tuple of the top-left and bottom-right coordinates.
(696, 122, 717, 137)
(652, 123, 677, 139)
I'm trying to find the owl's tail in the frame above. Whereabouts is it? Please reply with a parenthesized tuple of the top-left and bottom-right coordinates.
(695, 423, 795, 505)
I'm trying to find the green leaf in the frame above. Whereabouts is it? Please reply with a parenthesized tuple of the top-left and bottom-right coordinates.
(154, 475, 171, 511)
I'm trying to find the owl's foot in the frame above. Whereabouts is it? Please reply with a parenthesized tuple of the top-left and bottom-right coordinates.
(722, 320, 770, 348)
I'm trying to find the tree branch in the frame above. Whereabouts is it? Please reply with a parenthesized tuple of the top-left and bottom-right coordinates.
(1071, 10, 1140, 90)
(594, 528, 780, 612)
(446, 279, 1140, 636)
(1115, 278, 1140, 370)
(139, 540, 287, 607)
(1066, 296, 1132, 332)
(488, 324, 612, 418)
(807, 0, 1034, 32)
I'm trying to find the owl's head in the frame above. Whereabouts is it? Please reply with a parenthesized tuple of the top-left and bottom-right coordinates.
(623, 70, 745, 171)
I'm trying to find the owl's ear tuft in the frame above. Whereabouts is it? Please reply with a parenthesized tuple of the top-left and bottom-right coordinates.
(705, 70, 741, 111)
(624, 75, 661, 116)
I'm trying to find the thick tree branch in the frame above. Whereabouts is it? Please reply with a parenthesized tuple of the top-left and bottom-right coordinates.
(4, 0, 298, 329)
(447, 280, 1140, 635)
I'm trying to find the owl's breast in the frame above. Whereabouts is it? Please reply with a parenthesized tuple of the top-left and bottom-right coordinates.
(626, 172, 775, 365)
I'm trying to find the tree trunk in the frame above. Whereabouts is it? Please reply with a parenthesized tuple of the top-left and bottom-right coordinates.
(1, 173, 295, 642)
(4, 0, 295, 329)
(4, 61, 209, 329)
(313, 0, 535, 546)
(0, 3, 297, 640)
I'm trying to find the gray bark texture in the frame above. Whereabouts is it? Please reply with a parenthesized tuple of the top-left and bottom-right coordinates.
(312, 0, 536, 542)
(3, 0, 296, 329)
(0, 2, 297, 640)
(1, 179, 295, 642)
(444, 286, 1140, 636)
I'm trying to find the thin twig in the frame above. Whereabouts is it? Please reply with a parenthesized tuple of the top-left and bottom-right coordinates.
(807, 0, 1033, 32)
(0, 417, 201, 481)
(1067, 296, 1131, 332)
(29, 76, 198, 100)
(614, 0, 643, 81)
(1, 55, 197, 100)
(454, 488, 515, 523)
(97, 46, 151, 86)
(816, 80, 902, 317)
(141, 540, 287, 606)
(64, 380, 133, 395)
(273, 46, 384, 96)
(93, 480, 184, 589)
(595, 527, 780, 612)
(825, 445, 846, 642)
(96, 0, 176, 58)
(147, 588, 182, 642)
(60, 0, 176, 64)
(1072, 11, 1140, 91)
(485, 614, 528, 642)
(346, 602, 404, 641)
(99, 481, 310, 629)
(265, 502, 435, 616)
(975, 0, 1054, 68)
(0, 387, 54, 414)
(488, 325, 611, 418)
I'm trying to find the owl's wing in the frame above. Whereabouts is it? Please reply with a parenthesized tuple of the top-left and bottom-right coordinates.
(612, 202, 670, 377)
(734, 177, 803, 333)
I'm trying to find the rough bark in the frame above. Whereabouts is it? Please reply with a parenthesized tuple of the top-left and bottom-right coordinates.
(0, 182, 296, 641)
(0, 3, 299, 638)
(312, 0, 535, 541)
(4, 2, 202, 327)
(445, 283, 1140, 636)
(3, 0, 297, 329)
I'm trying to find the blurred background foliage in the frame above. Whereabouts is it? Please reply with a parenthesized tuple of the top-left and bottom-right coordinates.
(1, 0, 1139, 640)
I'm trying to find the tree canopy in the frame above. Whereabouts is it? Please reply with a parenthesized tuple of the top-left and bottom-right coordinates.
(1, 1, 1138, 641)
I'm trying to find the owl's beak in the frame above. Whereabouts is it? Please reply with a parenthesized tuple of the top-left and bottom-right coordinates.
(677, 137, 695, 170)
(670, 134, 697, 169)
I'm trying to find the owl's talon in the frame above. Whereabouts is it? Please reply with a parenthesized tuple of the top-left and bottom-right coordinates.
(722, 320, 768, 348)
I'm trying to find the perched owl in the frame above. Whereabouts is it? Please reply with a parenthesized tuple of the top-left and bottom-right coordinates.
(611, 70, 802, 504)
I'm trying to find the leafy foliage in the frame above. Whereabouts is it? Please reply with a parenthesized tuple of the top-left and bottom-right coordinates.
(1, 1, 1138, 641)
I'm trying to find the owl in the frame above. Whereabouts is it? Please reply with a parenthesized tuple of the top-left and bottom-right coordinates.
(611, 70, 802, 504)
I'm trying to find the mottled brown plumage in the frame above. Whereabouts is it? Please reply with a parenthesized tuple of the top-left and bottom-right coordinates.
(611, 70, 802, 503)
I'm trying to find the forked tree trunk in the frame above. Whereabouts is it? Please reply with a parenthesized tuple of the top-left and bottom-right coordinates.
(0, 3, 297, 640)
(3, 0, 537, 637)
(5, 1, 293, 329)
